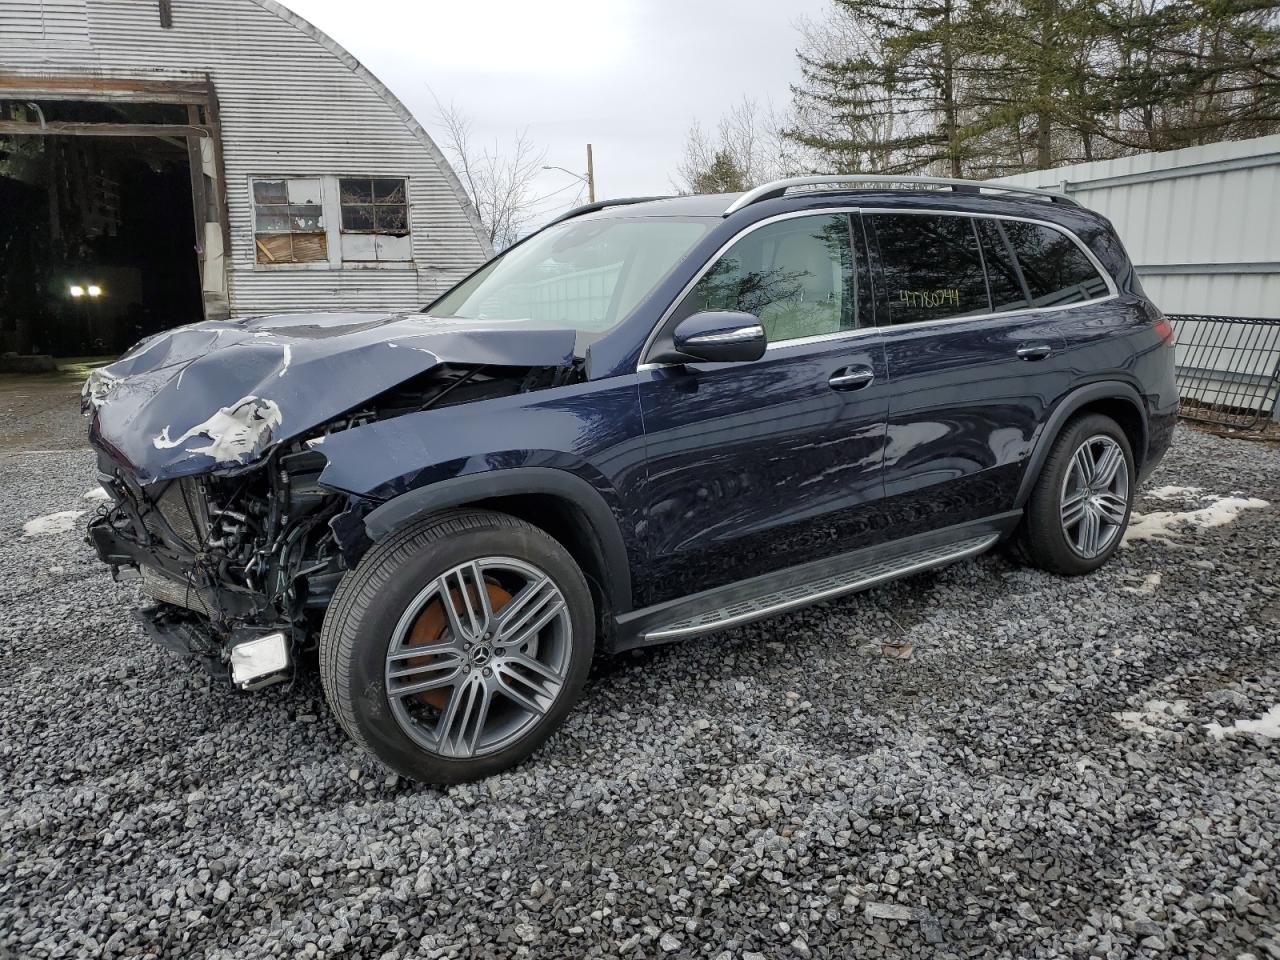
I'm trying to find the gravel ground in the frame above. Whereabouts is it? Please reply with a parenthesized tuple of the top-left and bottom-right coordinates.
(1, 407, 1278, 960)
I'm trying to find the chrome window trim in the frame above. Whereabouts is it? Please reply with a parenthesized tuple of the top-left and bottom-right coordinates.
(636, 206, 1119, 372)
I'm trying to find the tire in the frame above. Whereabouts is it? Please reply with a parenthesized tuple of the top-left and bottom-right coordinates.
(1019, 413, 1135, 576)
(319, 509, 595, 784)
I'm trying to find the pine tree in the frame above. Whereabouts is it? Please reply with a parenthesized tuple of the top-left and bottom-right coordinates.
(788, 0, 983, 175)
(690, 151, 749, 194)
(785, 0, 1280, 177)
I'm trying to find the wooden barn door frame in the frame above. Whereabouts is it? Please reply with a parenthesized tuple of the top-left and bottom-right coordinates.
(0, 73, 232, 321)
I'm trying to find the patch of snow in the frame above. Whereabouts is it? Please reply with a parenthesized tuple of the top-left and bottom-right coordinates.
(153, 396, 284, 464)
(1205, 704, 1280, 741)
(1145, 485, 1204, 500)
(23, 510, 86, 538)
(1123, 495, 1268, 545)
(82, 487, 110, 501)
(1122, 573, 1162, 595)
(277, 343, 292, 377)
(1113, 699, 1188, 735)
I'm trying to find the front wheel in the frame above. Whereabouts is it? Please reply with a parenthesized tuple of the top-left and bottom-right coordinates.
(320, 509, 595, 784)
(1020, 413, 1135, 575)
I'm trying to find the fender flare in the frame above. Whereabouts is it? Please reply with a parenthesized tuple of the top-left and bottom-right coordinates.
(362, 467, 633, 613)
(1014, 381, 1149, 509)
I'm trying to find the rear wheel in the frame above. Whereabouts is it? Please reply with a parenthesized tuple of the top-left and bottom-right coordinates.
(320, 510, 594, 783)
(1020, 413, 1135, 575)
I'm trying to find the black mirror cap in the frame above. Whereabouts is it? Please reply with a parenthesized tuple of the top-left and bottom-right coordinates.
(658, 311, 767, 364)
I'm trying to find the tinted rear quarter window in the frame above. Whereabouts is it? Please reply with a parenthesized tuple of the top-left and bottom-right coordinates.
(999, 220, 1109, 307)
(870, 214, 989, 325)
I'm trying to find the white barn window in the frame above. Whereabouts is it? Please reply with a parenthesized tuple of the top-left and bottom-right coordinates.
(252, 176, 413, 267)
(253, 178, 326, 264)
(339, 178, 412, 262)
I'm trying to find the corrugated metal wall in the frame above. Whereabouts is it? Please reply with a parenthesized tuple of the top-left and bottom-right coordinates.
(990, 135, 1280, 320)
(0, 0, 491, 317)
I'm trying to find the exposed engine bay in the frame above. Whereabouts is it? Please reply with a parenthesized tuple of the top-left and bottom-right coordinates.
(83, 312, 583, 689)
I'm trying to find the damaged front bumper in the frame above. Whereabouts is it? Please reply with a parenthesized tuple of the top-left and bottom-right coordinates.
(133, 605, 293, 690)
(85, 462, 330, 691)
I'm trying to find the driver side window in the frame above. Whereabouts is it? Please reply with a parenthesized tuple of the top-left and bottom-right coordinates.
(684, 213, 857, 344)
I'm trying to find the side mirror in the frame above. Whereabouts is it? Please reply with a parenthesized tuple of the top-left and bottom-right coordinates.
(663, 311, 767, 364)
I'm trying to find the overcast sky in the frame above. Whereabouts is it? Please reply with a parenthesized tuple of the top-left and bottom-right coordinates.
(284, 0, 829, 224)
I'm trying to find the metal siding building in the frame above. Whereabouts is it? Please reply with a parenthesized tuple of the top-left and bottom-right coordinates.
(993, 137, 1280, 424)
(0, 0, 492, 326)
(990, 135, 1280, 319)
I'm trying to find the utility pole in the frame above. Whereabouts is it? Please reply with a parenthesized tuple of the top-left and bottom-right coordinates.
(586, 143, 596, 203)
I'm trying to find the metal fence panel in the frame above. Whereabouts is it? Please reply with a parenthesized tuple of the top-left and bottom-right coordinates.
(1169, 314, 1280, 429)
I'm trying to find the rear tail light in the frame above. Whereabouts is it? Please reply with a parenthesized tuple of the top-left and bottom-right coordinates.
(1153, 312, 1176, 345)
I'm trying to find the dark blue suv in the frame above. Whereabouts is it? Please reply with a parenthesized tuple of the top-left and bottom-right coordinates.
(84, 176, 1178, 782)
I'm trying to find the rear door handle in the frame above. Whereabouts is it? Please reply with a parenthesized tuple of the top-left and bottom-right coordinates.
(1016, 343, 1053, 361)
(828, 366, 875, 391)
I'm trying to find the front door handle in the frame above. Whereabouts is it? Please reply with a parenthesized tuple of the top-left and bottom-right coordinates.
(828, 366, 875, 391)
(1016, 343, 1053, 361)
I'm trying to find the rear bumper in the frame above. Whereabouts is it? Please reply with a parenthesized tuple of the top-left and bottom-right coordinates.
(1139, 400, 1179, 484)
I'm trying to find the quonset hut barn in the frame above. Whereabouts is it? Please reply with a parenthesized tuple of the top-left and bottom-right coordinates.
(0, 0, 492, 357)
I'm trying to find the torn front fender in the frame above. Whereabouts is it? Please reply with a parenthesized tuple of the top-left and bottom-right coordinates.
(83, 313, 576, 484)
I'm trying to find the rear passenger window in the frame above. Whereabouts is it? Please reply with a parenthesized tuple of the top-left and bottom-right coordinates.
(1000, 220, 1109, 306)
(870, 214, 988, 325)
(685, 213, 856, 343)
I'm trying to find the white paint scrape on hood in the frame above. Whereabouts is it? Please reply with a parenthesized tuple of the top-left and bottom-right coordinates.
(82, 312, 577, 484)
(153, 396, 284, 465)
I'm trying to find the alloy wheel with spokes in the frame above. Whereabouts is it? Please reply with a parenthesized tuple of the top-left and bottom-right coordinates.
(1018, 413, 1135, 576)
(1059, 434, 1130, 559)
(320, 509, 594, 783)
(385, 557, 573, 760)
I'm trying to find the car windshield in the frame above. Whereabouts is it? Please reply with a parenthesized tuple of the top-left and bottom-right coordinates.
(428, 216, 711, 340)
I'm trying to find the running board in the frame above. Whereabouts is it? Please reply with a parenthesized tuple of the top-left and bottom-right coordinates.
(642, 534, 999, 643)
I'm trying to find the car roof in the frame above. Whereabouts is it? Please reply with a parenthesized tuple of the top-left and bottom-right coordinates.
(572, 186, 1079, 223)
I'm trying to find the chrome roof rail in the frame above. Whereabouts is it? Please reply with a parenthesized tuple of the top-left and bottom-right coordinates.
(722, 175, 1074, 215)
(544, 196, 672, 228)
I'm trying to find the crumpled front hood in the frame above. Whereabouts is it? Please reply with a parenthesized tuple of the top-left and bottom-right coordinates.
(84, 312, 576, 484)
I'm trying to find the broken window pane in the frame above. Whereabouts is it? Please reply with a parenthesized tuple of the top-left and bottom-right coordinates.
(338, 176, 411, 262)
(375, 205, 409, 234)
(342, 205, 375, 231)
(340, 179, 373, 204)
(289, 204, 323, 232)
(375, 233, 412, 261)
(373, 179, 406, 204)
(254, 209, 291, 234)
(253, 180, 287, 204)
(286, 178, 323, 206)
(341, 233, 379, 261)
(253, 178, 328, 264)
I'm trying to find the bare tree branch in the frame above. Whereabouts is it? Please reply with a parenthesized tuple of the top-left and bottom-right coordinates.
(433, 100, 548, 250)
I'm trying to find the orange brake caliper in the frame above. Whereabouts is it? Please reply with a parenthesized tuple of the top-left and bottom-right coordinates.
(402, 580, 511, 710)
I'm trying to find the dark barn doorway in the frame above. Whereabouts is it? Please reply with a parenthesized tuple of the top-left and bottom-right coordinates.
(0, 98, 207, 358)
